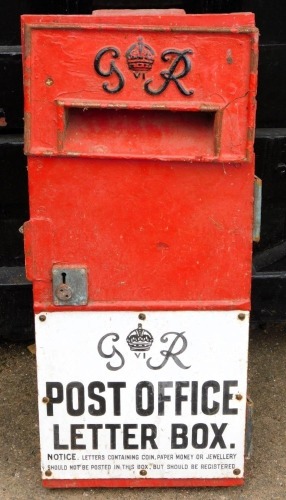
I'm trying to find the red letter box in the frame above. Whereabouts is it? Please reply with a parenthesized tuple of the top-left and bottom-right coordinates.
(22, 10, 258, 488)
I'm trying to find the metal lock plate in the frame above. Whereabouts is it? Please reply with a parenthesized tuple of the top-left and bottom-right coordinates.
(52, 267, 88, 306)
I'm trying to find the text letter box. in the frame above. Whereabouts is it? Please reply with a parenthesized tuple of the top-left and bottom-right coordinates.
(22, 9, 258, 488)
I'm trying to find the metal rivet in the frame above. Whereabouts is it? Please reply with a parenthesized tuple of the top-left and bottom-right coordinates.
(235, 394, 243, 401)
(233, 468, 241, 475)
(238, 313, 246, 321)
(140, 469, 147, 476)
(42, 397, 49, 404)
(39, 315, 46, 322)
(45, 470, 52, 477)
(45, 77, 54, 86)
(138, 313, 146, 320)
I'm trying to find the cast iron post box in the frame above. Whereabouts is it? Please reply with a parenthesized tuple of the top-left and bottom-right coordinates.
(22, 10, 258, 489)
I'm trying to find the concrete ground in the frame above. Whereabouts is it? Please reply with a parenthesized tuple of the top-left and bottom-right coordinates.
(0, 323, 285, 500)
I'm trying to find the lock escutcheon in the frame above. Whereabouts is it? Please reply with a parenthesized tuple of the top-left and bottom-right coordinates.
(52, 267, 88, 306)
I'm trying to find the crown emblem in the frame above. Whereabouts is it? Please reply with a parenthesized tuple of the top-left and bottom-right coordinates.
(126, 323, 154, 351)
(126, 37, 155, 79)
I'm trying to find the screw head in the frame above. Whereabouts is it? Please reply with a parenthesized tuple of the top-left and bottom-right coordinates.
(140, 469, 147, 476)
(233, 468, 241, 476)
(235, 393, 243, 401)
(39, 314, 46, 322)
(45, 77, 54, 86)
(138, 313, 146, 320)
(42, 397, 49, 404)
(45, 469, 52, 477)
(238, 313, 246, 321)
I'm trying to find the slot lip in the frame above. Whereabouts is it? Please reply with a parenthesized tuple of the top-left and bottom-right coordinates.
(55, 98, 222, 113)
(55, 98, 223, 163)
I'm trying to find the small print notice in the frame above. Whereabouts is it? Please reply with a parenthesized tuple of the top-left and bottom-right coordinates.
(36, 310, 248, 480)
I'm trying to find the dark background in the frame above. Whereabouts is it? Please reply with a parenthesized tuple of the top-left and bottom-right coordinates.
(1, 1, 286, 340)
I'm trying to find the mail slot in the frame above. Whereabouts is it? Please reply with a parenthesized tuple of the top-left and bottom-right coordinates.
(22, 9, 258, 489)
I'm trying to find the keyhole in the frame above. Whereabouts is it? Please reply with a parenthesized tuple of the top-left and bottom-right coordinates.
(55, 271, 72, 301)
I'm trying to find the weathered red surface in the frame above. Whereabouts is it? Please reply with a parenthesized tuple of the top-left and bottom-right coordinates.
(25, 156, 254, 312)
(42, 477, 244, 488)
(22, 11, 258, 488)
(22, 13, 257, 162)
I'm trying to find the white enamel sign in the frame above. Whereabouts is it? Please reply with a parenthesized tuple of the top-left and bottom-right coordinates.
(35, 310, 249, 480)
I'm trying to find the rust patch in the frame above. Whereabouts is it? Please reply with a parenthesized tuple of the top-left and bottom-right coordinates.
(226, 49, 233, 64)
(250, 50, 259, 73)
(26, 22, 258, 35)
(247, 127, 255, 142)
(214, 110, 223, 157)
(199, 104, 219, 112)
(171, 26, 256, 34)
(151, 104, 167, 109)
(106, 103, 128, 109)
(24, 25, 32, 58)
(157, 242, 170, 249)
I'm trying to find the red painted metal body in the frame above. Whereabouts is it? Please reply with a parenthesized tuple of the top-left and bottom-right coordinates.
(22, 10, 258, 488)
(43, 478, 244, 489)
